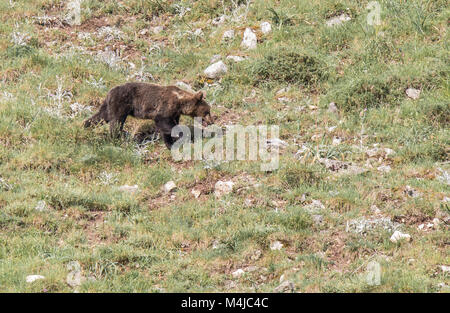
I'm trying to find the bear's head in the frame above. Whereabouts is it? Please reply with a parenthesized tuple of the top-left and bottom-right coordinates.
(184, 91, 214, 127)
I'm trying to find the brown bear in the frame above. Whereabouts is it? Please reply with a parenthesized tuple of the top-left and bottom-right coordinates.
(84, 82, 214, 148)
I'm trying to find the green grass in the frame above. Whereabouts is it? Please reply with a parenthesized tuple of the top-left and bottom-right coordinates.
(0, 0, 449, 292)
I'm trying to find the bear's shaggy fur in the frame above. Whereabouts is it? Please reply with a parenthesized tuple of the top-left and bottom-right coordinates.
(84, 82, 213, 148)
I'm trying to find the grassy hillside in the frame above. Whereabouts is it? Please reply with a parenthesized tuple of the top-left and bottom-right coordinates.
(0, 0, 448, 292)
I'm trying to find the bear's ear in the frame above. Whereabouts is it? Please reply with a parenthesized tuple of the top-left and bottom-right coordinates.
(194, 91, 203, 101)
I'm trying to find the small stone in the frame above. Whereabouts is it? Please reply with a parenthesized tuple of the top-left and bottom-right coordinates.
(377, 165, 391, 173)
(251, 250, 262, 261)
(204, 61, 228, 79)
(66, 261, 85, 288)
(241, 28, 257, 50)
(371, 205, 381, 215)
(440, 265, 450, 273)
(175, 81, 195, 93)
(390, 230, 411, 243)
(226, 55, 245, 62)
(214, 180, 234, 197)
(26, 275, 45, 283)
(328, 102, 338, 113)
(212, 240, 220, 249)
(384, 148, 395, 157)
(332, 137, 342, 145)
(312, 215, 324, 225)
(35, 200, 47, 212)
(212, 15, 226, 26)
(326, 14, 351, 27)
(274, 280, 294, 293)
(260, 22, 272, 34)
(404, 185, 421, 198)
(232, 269, 245, 278)
(163, 181, 177, 193)
(432, 218, 440, 227)
(151, 26, 163, 34)
(266, 138, 287, 148)
(270, 241, 283, 251)
(406, 88, 420, 100)
(210, 54, 221, 63)
(191, 189, 201, 199)
(118, 184, 139, 194)
(194, 28, 204, 36)
(222, 29, 235, 40)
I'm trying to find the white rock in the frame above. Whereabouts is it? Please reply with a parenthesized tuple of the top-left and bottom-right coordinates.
(260, 22, 272, 34)
(210, 54, 221, 63)
(328, 102, 338, 113)
(432, 218, 440, 227)
(266, 138, 288, 148)
(270, 241, 283, 251)
(151, 26, 163, 34)
(406, 88, 420, 100)
(214, 180, 234, 197)
(241, 28, 257, 50)
(26, 275, 45, 283)
(66, 261, 85, 288)
(212, 15, 226, 26)
(118, 184, 139, 194)
(232, 269, 245, 278)
(384, 148, 396, 157)
(204, 61, 228, 79)
(332, 137, 342, 145)
(163, 181, 177, 193)
(226, 55, 245, 62)
(390, 230, 411, 243)
(175, 81, 194, 93)
(274, 280, 294, 293)
(222, 29, 235, 41)
(440, 265, 450, 273)
(191, 189, 201, 199)
(326, 14, 351, 27)
(194, 28, 204, 36)
(377, 165, 391, 173)
(35, 200, 47, 212)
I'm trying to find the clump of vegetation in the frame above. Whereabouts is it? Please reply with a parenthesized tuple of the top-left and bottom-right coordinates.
(280, 164, 324, 189)
(250, 49, 328, 87)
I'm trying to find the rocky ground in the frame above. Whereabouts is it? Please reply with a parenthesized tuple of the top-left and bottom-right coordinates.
(0, 0, 448, 292)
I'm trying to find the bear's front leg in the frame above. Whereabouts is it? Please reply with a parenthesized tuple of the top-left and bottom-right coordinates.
(155, 116, 177, 150)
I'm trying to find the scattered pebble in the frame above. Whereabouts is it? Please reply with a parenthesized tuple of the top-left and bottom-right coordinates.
(226, 55, 245, 62)
(204, 61, 228, 79)
(347, 217, 401, 235)
(191, 189, 201, 199)
(404, 185, 421, 198)
(151, 26, 163, 34)
(406, 88, 421, 100)
(26, 275, 45, 283)
(175, 81, 194, 93)
(260, 22, 272, 34)
(328, 102, 338, 113)
(274, 280, 294, 293)
(222, 29, 235, 41)
(241, 28, 257, 50)
(232, 269, 245, 278)
(326, 14, 351, 27)
(390, 230, 411, 243)
(377, 165, 391, 173)
(440, 265, 450, 273)
(214, 180, 234, 197)
(163, 181, 177, 193)
(212, 15, 226, 26)
(270, 241, 283, 251)
(35, 200, 47, 212)
(118, 184, 139, 194)
(210, 54, 221, 63)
